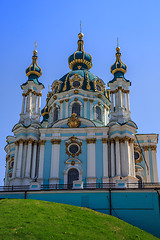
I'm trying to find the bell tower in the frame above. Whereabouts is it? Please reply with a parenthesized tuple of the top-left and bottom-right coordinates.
(19, 44, 44, 126)
(108, 46, 131, 124)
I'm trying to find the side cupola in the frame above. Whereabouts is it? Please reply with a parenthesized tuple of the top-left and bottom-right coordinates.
(110, 46, 127, 80)
(19, 45, 44, 126)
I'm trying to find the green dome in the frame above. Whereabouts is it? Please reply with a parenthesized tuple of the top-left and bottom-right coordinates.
(25, 50, 42, 78)
(110, 47, 127, 77)
(68, 33, 92, 70)
(52, 69, 109, 99)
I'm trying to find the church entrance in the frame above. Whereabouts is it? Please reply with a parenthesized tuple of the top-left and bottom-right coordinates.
(68, 168, 79, 189)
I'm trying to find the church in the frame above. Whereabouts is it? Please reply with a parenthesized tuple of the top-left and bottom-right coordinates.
(4, 32, 159, 188)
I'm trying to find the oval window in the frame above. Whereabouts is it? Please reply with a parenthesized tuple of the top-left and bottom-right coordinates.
(69, 144, 79, 154)
(96, 84, 101, 91)
(73, 81, 80, 88)
(134, 151, 140, 160)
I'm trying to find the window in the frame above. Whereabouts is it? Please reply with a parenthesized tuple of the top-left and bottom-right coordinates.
(96, 106, 102, 121)
(69, 144, 79, 154)
(96, 84, 101, 91)
(53, 108, 58, 122)
(73, 81, 80, 88)
(72, 103, 80, 117)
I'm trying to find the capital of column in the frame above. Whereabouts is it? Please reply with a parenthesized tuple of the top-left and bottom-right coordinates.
(102, 138, 108, 143)
(27, 138, 34, 144)
(83, 98, 88, 102)
(60, 100, 64, 104)
(89, 99, 94, 103)
(118, 86, 123, 91)
(129, 138, 135, 144)
(150, 145, 157, 151)
(124, 136, 130, 142)
(51, 139, 61, 144)
(39, 140, 46, 145)
(110, 139, 114, 144)
(65, 99, 69, 102)
(37, 93, 42, 97)
(86, 138, 96, 144)
(119, 138, 125, 143)
(114, 136, 120, 142)
(143, 146, 149, 151)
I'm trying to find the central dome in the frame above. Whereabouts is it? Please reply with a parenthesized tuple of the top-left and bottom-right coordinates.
(68, 33, 92, 70)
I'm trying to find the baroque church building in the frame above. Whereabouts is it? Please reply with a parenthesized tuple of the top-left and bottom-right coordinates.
(4, 32, 159, 188)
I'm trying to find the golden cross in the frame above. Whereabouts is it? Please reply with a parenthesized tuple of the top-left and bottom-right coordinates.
(80, 20, 82, 33)
(35, 41, 37, 50)
(117, 37, 119, 48)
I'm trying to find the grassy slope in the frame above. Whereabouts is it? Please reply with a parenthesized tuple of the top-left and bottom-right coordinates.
(0, 199, 158, 240)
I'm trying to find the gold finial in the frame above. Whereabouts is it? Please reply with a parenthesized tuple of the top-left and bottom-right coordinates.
(33, 41, 37, 56)
(116, 37, 120, 53)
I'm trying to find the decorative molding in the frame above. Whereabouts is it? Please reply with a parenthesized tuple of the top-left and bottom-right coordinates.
(67, 113, 81, 128)
(65, 135, 82, 157)
(150, 145, 157, 151)
(74, 90, 79, 94)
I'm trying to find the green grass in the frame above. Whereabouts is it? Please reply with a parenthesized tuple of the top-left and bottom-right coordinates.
(0, 199, 158, 240)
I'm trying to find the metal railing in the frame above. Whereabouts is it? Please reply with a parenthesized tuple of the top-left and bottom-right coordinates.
(0, 182, 160, 192)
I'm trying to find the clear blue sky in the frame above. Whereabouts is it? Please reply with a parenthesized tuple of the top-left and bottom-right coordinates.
(0, 0, 160, 185)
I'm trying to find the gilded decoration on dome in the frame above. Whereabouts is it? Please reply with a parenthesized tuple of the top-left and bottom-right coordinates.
(51, 80, 62, 94)
(110, 46, 127, 75)
(65, 135, 82, 157)
(94, 78, 105, 93)
(69, 73, 84, 89)
(67, 113, 81, 128)
(84, 70, 91, 90)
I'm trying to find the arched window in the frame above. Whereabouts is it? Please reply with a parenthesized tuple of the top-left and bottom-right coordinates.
(72, 103, 80, 117)
(96, 106, 102, 121)
(53, 108, 58, 122)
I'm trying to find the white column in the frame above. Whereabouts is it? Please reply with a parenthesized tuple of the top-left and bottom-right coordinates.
(86, 138, 96, 179)
(65, 99, 69, 118)
(12, 142, 19, 178)
(126, 90, 130, 111)
(118, 87, 122, 108)
(130, 139, 136, 178)
(89, 99, 94, 120)
(102, 139, 108, 178)
(26, 94, 29, 112)
(29, 91, 32, 113)
(111, 139, 115, 177)
(50, 140, 61, 181)
(115, 90, 118, 110)
(21, 94, 26, 114)
(60, 100, 63, 119)
(122, 90, 125, 108)
(83, 98, 88, 118)
(25, 139, 33, 178)
(38, 140, 46, 179)
(111, 92, 114, 112)
(21, 142, 27, 178)
(120, 138, 125, 176)
(37, 93, 41, 114)
(115, 137, 121, 176)
(104, 106, 107, 125)
(151, 146, 159, 182)
(143, 146, 151, 182)
(5, 161, 9, 185)
(124, 137, 130, 176)
(16, 140, 24, 178)
(31, 141, 37, 179)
